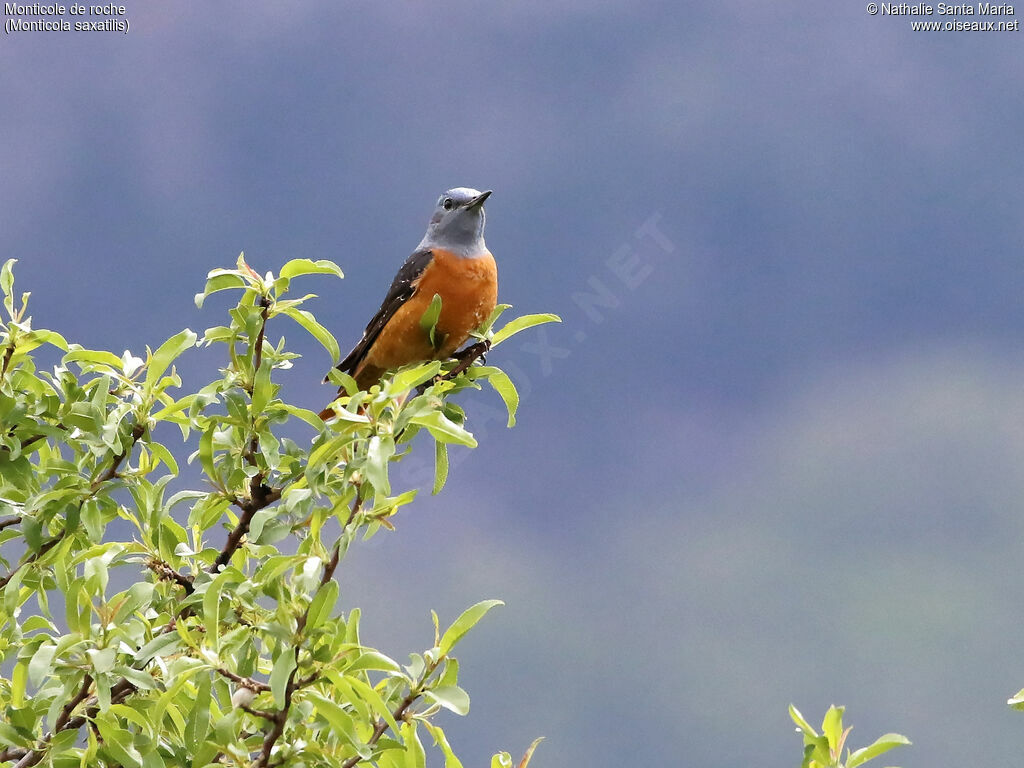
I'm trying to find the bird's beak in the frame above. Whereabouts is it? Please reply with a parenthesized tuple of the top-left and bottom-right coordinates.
(464, 190, 492, 209)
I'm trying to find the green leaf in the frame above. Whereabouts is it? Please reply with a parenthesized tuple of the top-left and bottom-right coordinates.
(307, 692, 370, 758)
(345, 650, 402, 675)
(64, 347, 125, 371)
(88, 647, 116, 675)
(184, 673, 212, 755)
(345, 675, 400, 734)
(846, 733, 912, 768)
(1010, 688, 1024, 710)
(476, 303, 512, 337)
(365, 435, 395, 496)
(482, 368, 518, 427)
(148, 441, 180, 475)
(491, 313, 561, 346)
(270, 649, 297, 707)
(145, 329, 198, 389)
(306, 580, 339, 631)
(389, 361, 442, 394)
(94, 717, 144, 768)
(419, 293, 443, 350)
(203, 570, 231, 650)
(17, 328, 68, 353)
(408, 411, 477, 448)
(439, 599, 504, 655)
(251, 356, 273, 414)
(279, 258, 344, 281)
(789, 704, 818, 737)
(135, 631, 182, 664)
(282, 403, 330, 429)
(424, 685, 470, 716)
(28, 642, 57, 687)
(11, 658, 27, 707)
(0, 258, 15, 298)
(280, 306, 340, 364)
(822, 705, 844, 753)
(424, 722, 464, 768)
(432, 440, 449, 495)
(198, 423, 216, 480)
(402, 721, 426, 768)
(194, 272, 246, 308)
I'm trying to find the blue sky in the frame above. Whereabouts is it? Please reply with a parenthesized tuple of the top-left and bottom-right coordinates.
(5, 2, 1024, 765)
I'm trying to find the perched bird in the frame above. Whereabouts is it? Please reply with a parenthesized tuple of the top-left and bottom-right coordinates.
(319, 187, 498, 419)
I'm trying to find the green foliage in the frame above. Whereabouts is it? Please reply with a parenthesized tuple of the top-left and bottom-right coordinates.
(0, 255, 556, 767)
(790, 704, 910, 768)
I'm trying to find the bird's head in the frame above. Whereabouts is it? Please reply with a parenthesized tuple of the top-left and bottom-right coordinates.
(418, 187, 492, 258)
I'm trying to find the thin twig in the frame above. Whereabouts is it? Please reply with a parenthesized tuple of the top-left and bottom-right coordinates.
(146, 557, 195, 595)
(252, 540, 343, 767)
(0, 422, 147, 590)
(54, 674, 93, 732)
(90, 423, 146, 490)
(337, 678, 429, 768)
(216, 668, 271, 693)
(0, 515, 21, 531)
(211, 296, 276, 574)
(4, 423, 148, 767)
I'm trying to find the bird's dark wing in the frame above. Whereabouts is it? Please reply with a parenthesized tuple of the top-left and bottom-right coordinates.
(327, 249, 434, 380)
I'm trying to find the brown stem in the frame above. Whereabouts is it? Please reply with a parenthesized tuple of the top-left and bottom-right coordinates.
(146, 557, 195, 595)
(216, 668, 271, 693)
(90, 423, 147, 490)
(212, 296, 277, 575)
(54, 674, 93, 732)
(1, 422, 147, 590)
(4, 422, 148, 767)
(0, 515, 21, 531)
(337, 680, 427, 768)
(252, 541, 343, 767)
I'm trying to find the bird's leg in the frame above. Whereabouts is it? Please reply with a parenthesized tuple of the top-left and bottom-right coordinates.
(441, 339, 492, 381)
(414, 340, 492, 396)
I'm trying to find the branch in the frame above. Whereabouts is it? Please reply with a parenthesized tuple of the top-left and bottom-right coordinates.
(3, 421, 148, 766)
(211, 297, 278, 574)
(0, 422, 147, 590)
(10, 674, 125, 768)
(54, 674, 93, 732)
(0, 535, 60, 590)
(252, 541, 342, 768)
(217, 667, 271, 694)
(210, 484, 281, 574)
(442, 339, 491, 381)
(90, 422, 146, 490)
(0, 515, 21, 531)
(146, 557, 195, 595)
(337, 668, 435, 768)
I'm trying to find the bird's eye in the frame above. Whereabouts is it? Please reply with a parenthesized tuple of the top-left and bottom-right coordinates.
(442, 198, 454, 210)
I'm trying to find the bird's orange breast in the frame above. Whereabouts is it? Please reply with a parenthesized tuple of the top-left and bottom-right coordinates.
(359, 249, 497, 377)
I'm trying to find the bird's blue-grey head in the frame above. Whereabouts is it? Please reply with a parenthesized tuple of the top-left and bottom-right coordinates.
(417, 187, 491, 258)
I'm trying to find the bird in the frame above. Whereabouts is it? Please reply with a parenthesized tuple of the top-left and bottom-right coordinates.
(319, 187, 498, 420)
